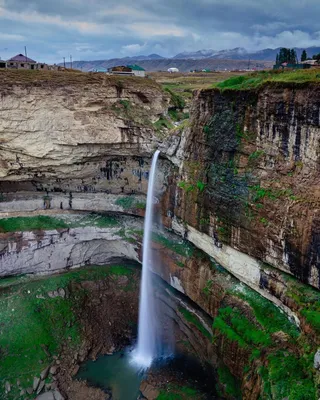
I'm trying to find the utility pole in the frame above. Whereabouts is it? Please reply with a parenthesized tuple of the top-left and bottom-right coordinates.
(70, 55, 72, 69)
(25, 46, 28, 62)
(248, 58, 251, 70)
(63, 57, 66, 68)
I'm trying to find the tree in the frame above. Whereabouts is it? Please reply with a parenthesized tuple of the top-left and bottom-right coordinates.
(312, 53, 320, 62)
(301, 50, 307, 62)
(289, 49, 297, 64)
(276, 48, 298, 64)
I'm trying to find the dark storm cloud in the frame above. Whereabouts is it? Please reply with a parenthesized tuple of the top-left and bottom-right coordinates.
(0, 0, 319, 63)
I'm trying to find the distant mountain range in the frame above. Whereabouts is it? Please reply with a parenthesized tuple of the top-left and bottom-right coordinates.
(173, 46, 320, 60)
(65, 47, 320, 72)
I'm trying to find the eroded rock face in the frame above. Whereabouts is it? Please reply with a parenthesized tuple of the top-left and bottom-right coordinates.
(0, 216, 141, 276)
(0, 74, 319, 400)
(164, 84, 320, 289)
(0, 73, 169, 194)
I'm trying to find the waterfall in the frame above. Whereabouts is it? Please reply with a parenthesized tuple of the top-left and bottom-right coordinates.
(132, 150, 162, 369)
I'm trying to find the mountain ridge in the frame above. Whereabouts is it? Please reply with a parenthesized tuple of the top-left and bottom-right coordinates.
(63, 46, 320, 72)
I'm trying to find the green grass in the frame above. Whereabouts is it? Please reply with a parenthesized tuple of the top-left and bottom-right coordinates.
(154, 116, 174, 131)
(0, 214, 119, 233)
(202, 280, 213, 296)
(301, 310, 320, 332)
(213, 307, 271, 348)
(157, 385, 201, 400)
(115, 197, 135, 209)
(266, 350, 316, 400)
(215, 69, 320, 91)
(279, 274, 320, 333)
(0, 216, 68, 232)
(217, 365, 242, 399)
(0, 265, 135, 397)
(164, 87, 186, 110)
(152, 233, 194, 258)
(230, 286, 299, 338)
(179, 307, 212, 339)
(115, 197, 146, 210)
(168, 109, 189, 122)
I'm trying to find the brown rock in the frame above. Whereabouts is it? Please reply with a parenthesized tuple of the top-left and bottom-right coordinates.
(50, 366, 59, 375)
(139, 381, 160, 400)
(27, 387, 33, 395)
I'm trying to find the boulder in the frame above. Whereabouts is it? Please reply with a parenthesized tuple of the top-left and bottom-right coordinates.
(53, 390, 65, 400)
(33, 376, 40, 391)
(37, 380, 45, 395)
(314, 349, 320, 370)
(36, 391, 55, 400)
(5, 381, 11, 393)
(49, 365, 59, 375)
(139, 381, 160, 400)
(41, 366, 50, 380)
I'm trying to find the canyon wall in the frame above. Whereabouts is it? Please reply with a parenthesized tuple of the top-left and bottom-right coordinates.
(0, 72, 170, 194)
(165, 83, 320, 290)
(0, 71, 319, 400)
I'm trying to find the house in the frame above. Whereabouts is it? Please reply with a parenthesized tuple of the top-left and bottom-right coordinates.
(108, 65, 146, 77)
(0, 60, 6, 69)
(127, 64, 146, 77)
(6, 54, 37, 69)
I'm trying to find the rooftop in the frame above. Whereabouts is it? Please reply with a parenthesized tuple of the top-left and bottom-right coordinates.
(7, 54, 36, 63)
(127, 64, 145, 71)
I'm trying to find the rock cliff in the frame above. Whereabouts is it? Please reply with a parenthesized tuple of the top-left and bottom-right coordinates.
(166, 84, 320, 290)
(0, 71, 169, 194)
(0, 71, 319, 400)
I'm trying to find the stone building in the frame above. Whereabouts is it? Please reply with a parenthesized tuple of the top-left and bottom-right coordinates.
(6, 54, 37, 69)
(108, 64, 146, 77)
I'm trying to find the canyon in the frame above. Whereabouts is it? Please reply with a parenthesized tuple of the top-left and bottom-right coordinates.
(0, 69, 319, 400)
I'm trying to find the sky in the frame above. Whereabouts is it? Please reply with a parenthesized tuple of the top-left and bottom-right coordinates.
(0, 0, 319, 63)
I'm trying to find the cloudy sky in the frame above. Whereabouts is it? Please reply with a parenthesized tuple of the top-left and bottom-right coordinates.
(0, 0, 319, 63)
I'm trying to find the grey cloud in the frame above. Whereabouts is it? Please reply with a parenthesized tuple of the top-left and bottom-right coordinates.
(0, 0, 319, 63)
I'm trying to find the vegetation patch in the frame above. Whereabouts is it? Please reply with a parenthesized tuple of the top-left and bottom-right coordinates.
(0, 214, 119, 233)
(168, 109, 189, 122)
(157, 384, 202, 400)
(215, 69, 320, 91)
(263, 350, 316, 400)
(213, 306, 271, 348)
(179, 307, 212, 339)
(0, 265, 135, 397)
(230, 285, 299, 338)
(154, 116, 174, 132)
(115, 196, 146, 210)
(164, 87, 186, 110)
(152, 232, 194, 258)
(285, 275, 320, 333)
(217, 364, 242, 399)
(202, 280, 213, 296)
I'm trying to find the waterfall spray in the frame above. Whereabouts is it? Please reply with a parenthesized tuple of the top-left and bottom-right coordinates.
(132, 150, 162, 369)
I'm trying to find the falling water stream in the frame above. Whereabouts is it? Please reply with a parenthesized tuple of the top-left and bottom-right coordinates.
(132, 149, 163, 369)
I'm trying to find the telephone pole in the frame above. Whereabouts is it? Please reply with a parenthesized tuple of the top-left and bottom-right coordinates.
(25, 46, 28, 62)
(70, 55, 72, 69)
(63, 57, 66, 68)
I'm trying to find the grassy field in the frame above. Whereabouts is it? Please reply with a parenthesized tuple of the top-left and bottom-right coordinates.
(215, 68, 320, 90)
(150, 71, 248, 103)
(0, 69, 161, 90)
